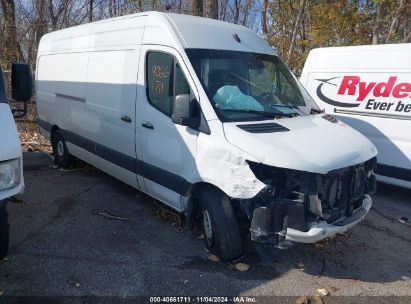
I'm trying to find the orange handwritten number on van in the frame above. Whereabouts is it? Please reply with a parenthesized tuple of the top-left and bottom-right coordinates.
(152, 80, 164, 94)
(152, 65, 169, 79)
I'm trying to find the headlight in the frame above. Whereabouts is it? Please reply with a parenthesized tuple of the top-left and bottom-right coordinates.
(0, 159, 21, 191)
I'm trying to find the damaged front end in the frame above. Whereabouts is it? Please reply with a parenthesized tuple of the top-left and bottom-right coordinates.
(240, 157, 377, 246)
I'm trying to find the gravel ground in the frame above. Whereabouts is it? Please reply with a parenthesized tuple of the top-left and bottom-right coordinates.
(0, 152, 410, 303)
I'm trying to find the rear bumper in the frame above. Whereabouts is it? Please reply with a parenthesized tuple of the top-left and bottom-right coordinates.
(286, 195, 372, 243)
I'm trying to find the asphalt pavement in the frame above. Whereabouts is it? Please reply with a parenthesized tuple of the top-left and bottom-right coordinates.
(0, 152, 410, 303)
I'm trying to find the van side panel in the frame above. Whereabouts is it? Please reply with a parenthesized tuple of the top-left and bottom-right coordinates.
(37, 53, 89, 140)
(80, 49, 140, 189)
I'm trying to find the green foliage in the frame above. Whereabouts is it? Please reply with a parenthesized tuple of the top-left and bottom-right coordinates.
(266, 0, 411, 74)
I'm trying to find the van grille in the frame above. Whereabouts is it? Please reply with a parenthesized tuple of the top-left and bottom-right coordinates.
(237, 123, 289, 133)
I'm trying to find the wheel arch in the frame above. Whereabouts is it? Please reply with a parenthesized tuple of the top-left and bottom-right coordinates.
(185, 181, 244, 228)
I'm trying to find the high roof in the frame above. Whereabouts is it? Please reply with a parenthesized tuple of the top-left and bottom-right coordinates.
(38, 12, 275, 56)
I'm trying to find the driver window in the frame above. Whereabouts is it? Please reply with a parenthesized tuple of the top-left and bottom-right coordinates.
(175, 63, 190, 96)
(146, 52, 191, 117)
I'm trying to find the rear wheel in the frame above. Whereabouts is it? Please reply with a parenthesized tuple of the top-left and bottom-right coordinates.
(51, 130, 74, 168)
(0, 206, 9, 260)
(200, 187, 242, 261)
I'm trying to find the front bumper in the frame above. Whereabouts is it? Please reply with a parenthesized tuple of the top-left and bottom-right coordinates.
(0, 182, 24, 202)
(286, 195, 372, 243)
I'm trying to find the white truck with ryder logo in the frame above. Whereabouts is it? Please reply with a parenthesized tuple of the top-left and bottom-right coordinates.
(0, 63, 33, 259)
(300, 43, 411, 189)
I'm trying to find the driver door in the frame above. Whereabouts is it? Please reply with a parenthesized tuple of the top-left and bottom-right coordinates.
(136, 45, 198, 211)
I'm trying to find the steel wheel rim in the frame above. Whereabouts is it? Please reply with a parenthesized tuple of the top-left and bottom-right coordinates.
(57, 141, 65, 157)
(203, 208, 214, 246)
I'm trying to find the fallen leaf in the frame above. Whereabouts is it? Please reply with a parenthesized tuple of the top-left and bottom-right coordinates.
(295, 296, 308, 304)
(311, 295, 323, 304)
(204, 247, 210, 253)
(207, 255, 220, 262)
(330, 286, 339, 293)
(297, 262, 304, 268)
(314, 243, 325, 249)
(183, 280, 189, 284)
(234, 262, 250, 272)
(75, 282, 80, 288)
(197, 233, 205, 240)
(0, 290, 3, 296)
(398, 217, 408, 224)
(317, 288, 329, 296)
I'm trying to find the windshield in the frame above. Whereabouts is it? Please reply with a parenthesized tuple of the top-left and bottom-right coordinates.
(0, 70, 7, 104)
(186, 49, 317, 122)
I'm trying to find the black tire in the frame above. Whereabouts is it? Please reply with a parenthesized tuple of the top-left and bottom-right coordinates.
(200, 187, 242, 261)
(0, 206, 9, 260)
(52, 130, 74, 168)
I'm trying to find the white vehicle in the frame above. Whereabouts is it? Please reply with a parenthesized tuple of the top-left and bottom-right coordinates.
(0, 63, 33, 259)
(300, 44, 411, 189)
(36, 12, 377, 260)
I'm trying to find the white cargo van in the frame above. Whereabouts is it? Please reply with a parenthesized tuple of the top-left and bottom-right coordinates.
(0, 63, 33, 258)
(300, 44, 411, 189)
(36, 12, 378, 260)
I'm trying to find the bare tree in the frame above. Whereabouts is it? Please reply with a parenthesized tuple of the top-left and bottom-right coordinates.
(205, 0, 217, 19)
(0, 0, 20, 63)
(287, 0, 306, 64)
(242, 0, 251, 26)
(372, 1, 385, 44)
(386, 0, 407, 43)
(89, 0, 93, 22)
(233, 0, 239, 24)
(109, 0, 116, 17)
(48, 0, 66, 31)
(35, 0, 47, 47)
(261, 0, 269, 36)
(191, 0, 203, 16)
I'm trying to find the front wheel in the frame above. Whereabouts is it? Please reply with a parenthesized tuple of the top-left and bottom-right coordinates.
(0, 206, 9, 260)
(51, 130, 74, 168)
(200, 187, 242, 261)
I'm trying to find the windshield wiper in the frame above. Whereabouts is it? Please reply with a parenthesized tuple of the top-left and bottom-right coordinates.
(220, 109, 282, 118)
(268, 104, 301, 117)
(310, 107, 325, 114)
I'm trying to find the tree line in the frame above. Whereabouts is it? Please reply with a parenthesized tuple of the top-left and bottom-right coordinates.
(1, 0, 410, 74)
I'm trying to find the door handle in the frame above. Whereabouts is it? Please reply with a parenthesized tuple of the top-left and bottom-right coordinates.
(121, 115, 132, 123)
(142, 122, 154, 129)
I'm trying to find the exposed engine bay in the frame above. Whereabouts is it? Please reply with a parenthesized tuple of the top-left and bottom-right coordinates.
(239, 157, 378, 245)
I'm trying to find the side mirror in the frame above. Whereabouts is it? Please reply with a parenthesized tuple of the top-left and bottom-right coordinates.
(172, 94, 200, 129)
(11, 63, 33, 102)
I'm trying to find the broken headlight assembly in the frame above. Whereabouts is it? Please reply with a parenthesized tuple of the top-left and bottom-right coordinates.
(242, 158, 377, 245)
(0, 158, 21, 191)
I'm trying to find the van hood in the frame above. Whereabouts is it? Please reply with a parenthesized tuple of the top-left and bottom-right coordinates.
(0, 104, 22, 161)
(223, 114, 377, 174)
